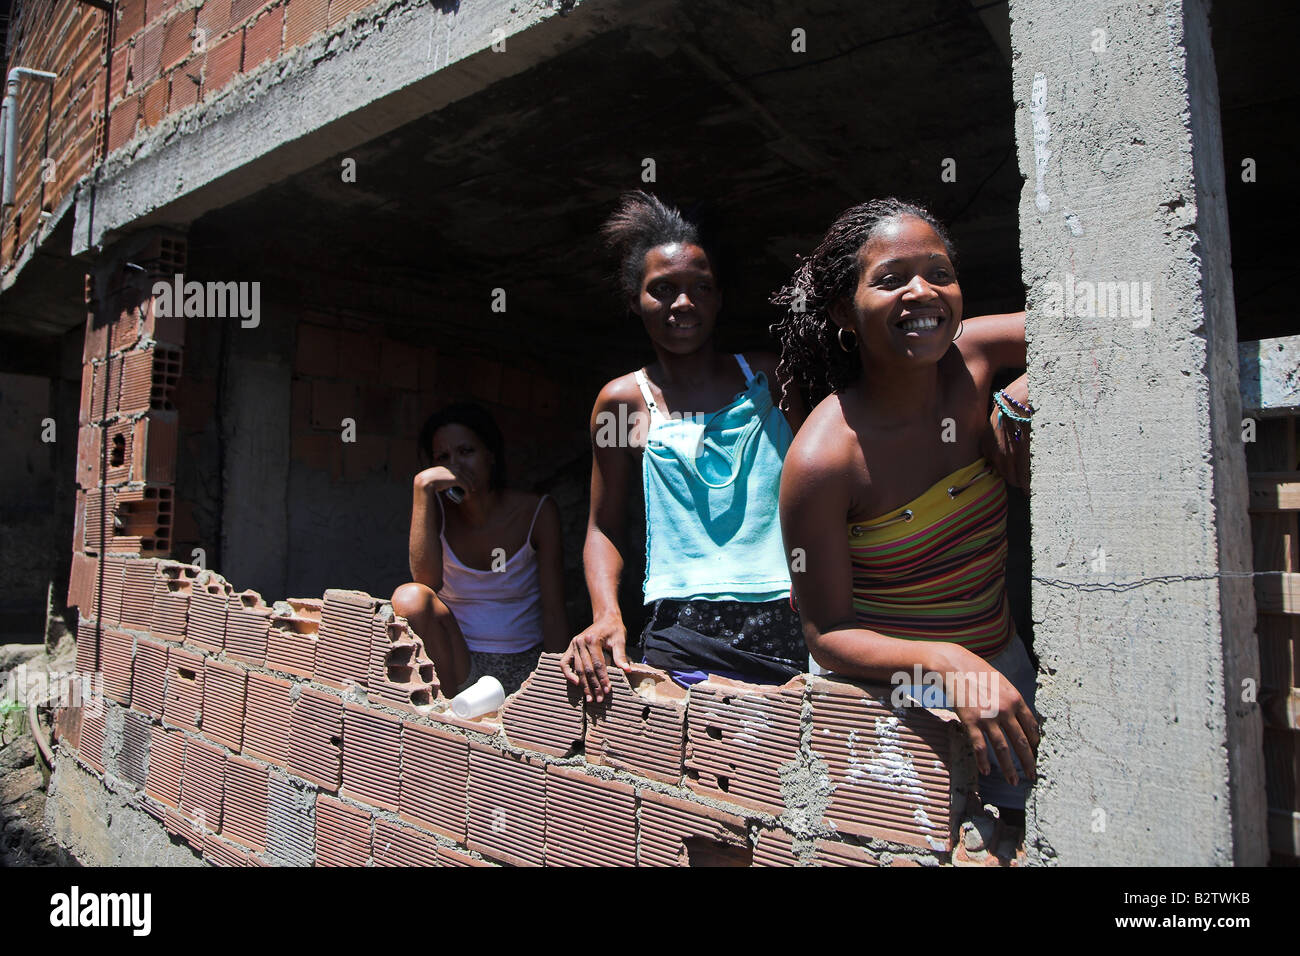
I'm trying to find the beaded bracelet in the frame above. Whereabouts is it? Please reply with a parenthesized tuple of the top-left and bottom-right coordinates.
(994, 391, 1032, 442)
(994, 391, 1033, 423)
(1001, 391, 1034, 416)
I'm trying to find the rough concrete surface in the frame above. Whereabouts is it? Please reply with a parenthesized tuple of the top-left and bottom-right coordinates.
(1010, 0, 1267, 864)
(44, 753, 203, 867)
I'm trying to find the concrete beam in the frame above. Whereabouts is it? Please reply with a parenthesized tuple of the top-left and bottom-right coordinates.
(72, 0, 660, 256)
(1010, 0, 1267, 864)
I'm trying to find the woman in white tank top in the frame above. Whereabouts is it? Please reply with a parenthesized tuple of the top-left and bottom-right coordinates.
(391, 403, 568, 695)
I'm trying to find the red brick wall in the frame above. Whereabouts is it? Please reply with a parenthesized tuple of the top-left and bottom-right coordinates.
(62, 564, 1004, 866)
(2, 0, 386, 271)
(1, 2, 104, 263)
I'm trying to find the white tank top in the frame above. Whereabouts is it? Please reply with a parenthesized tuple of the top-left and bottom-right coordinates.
(435, 494, 548, 653)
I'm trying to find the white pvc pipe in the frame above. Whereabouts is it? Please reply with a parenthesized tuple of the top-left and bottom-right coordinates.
(2, 67, 59, 210)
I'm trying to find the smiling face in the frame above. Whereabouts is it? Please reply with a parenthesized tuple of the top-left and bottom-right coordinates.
(430, 423, 494, 495)
(632, 242, 721, 354)
(834, 215, 962, 367)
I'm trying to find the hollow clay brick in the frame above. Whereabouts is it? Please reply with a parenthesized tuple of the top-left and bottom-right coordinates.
(225, 590, 271, 665)
(372, 819, 440, 867)
(585, 663, 686, 784)
(752, 826, 801, 867)
(500, 652, 583, 758)
(466, 744, 545, 867)
(266, 604, 318, 678)
(813, 839, 884, 867)
(314, 794, 371, 867)
(151, 561, 197, 642)
(203, 832, 252, 867)
(101, 628, 134, 706)
(222, 755, 270, 853)
(180, 735, 226, 834)
(341, 703, 401, 812)
(67, 553, 98, 618)
(119, 557, 159, 628)
(637, 790, 751, 868)
(544, 766, 636, 867)
(684, 675, 804, 815)
(163, 646, 205, 731)
(242, 6, 283, 71)
(186, 575, 233, 653)
(367, 615, 438, 712)
(242, 671, 293, 765)
(131, 636, 169, 719)
(146, 725, 185, 808)
(78, 706, 107, 774)
(399, 721, 468, 841)
(284, 0, 328, 49)
(808, 676, 956, 852)
(314, 589, 377, 690)
(438, 845, 493, 867)
(202, 658, 247, 751)
(288, 687, 343, 791)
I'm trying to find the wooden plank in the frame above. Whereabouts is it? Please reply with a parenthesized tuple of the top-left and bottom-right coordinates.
(1249, 472, 1300, 512)
(1257, 572, 1300, 615)
(1259, 617, 1299, 696)
(1262, 687, 1300, 732)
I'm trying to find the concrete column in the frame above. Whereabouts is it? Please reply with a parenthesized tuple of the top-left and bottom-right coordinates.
(1009, 0, 1267, 864)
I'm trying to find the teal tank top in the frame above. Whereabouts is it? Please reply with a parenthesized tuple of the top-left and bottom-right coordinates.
(635, 354, 794, 604)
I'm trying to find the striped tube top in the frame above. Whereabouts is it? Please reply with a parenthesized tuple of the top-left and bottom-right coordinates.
(847, 458, 1012, 658)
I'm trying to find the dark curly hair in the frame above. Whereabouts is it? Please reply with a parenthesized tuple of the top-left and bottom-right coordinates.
(417, 401, 507, 490)
(770, 198, 957, 411)
(601, 190, 712, 303)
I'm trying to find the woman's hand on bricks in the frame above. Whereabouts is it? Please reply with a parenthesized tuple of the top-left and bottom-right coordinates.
(414, 465, 475, 496)
(560, 616, 630, 704)
(936, 644, 1039, 786)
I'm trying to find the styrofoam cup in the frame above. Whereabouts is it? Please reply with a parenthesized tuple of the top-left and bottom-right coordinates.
(451, 675, 505, 718)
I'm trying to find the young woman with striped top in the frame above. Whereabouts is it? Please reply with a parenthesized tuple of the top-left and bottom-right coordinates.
(772, 198, 1038, 815)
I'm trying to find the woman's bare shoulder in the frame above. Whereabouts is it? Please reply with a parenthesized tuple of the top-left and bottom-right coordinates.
(786, 393, 857, 476)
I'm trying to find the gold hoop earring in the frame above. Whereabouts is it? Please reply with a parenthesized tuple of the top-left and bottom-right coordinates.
(953, 320, 964, 342)
(837, 328, 857, 352)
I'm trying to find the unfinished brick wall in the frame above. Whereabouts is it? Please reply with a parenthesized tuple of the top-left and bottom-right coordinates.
(62, 567, 1008, 866)
(2, 0, 392, 270)
(70, 231, 188, 615)
(0, 1, 105, 262)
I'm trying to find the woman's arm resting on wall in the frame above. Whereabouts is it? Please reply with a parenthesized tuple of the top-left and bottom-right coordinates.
(780, 422, 1038, 783)
(561, 383, 635, 702)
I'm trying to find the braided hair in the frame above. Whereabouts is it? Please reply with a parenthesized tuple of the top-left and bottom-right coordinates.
(600, 190, 707, 303)
(770, 198, 956, 411)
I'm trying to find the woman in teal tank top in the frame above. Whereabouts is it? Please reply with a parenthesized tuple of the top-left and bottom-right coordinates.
(560, 191, 807, 701)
